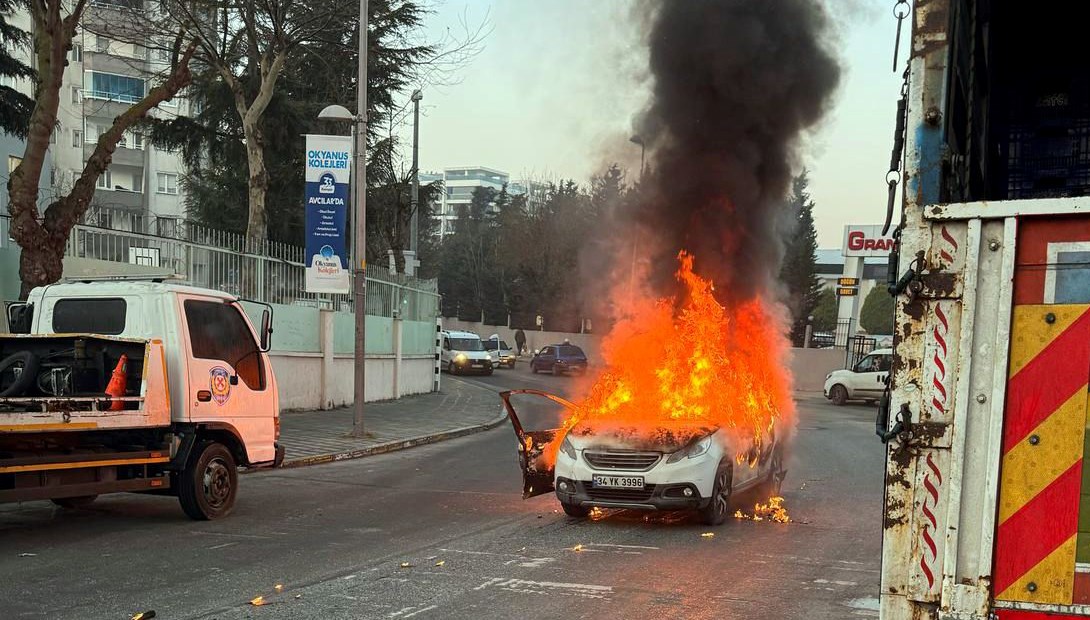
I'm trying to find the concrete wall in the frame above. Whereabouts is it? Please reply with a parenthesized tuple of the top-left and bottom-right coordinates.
(787, 348, 847, 392)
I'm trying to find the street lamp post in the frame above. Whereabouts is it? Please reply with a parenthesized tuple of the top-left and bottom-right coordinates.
(317, 0, 368, 437)
(409, 89, 422, 270)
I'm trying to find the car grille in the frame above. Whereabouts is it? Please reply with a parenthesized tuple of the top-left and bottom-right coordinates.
(583, 451, 660, 471)
(586, 484, 657, 503)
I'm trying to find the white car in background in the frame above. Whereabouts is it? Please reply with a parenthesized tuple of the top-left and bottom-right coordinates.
(440, 330, 494, 375)
(483, 335, 517, 369)
(823, 348, 892, 406)
(502, 389, 787, 526)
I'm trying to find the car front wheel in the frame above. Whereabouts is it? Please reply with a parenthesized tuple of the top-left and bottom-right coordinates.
(699, 463, 732, 526)
(829, 384, 848, 406)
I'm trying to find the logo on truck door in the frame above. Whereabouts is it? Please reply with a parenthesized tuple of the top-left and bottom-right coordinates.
(210, 367, 231, 405)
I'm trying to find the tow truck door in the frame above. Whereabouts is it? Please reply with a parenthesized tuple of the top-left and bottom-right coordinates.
(500, 389, 577, 499)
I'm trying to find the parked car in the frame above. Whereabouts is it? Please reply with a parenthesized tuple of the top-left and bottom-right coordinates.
(440, 330, 493, 375)
(501, 389, 786, 526)
(823, 347, 892, 405)
(483, 336, 517, 369)
(530, 343, 588, 375)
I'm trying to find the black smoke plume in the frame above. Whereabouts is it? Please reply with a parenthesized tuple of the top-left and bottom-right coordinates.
(632, 0, 840, 300)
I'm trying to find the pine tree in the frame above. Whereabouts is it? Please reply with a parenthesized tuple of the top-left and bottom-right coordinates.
(859, 286, 895, 334)
(0, 0, 35, 139)
(779, 171, 822, 345)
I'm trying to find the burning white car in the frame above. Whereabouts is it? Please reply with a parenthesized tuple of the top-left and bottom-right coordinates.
(502, 389, 786, 525)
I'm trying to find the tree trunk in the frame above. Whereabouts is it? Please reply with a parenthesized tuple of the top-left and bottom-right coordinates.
(18, 236, 66, 299)
(243, 120, 269, 242)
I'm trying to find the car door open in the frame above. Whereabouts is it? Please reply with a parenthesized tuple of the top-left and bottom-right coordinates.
(500, 389, 578, 499)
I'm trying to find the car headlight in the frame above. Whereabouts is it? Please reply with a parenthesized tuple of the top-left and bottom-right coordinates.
(665, 435, 713, 464)
(454, 353, 467, 363)
(559, 434, 576, 460)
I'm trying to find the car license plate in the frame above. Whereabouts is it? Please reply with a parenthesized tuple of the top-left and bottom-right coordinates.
(592, 475, 644, 489)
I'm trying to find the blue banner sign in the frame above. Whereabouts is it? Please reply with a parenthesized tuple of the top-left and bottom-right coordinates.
(304, 134, 351, 294)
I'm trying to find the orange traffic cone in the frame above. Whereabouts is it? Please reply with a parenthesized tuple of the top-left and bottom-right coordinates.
(106, 354, 128, 411)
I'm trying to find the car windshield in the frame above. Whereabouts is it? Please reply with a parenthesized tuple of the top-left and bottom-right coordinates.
(482, 341, 497, 351)
(449, 338, 484, 351)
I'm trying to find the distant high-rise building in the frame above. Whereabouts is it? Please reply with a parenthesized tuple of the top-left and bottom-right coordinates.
(426, 166, 510, 235)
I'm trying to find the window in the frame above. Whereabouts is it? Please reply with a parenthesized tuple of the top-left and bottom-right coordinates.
(70, 44, 82, 62)
(52, 298, 126, 335)
(72, 129, 82, 147)
(448, 338, 483, 351)
(132, 132, 144, 150)
(540, 346, 555, 356)
(88, 72, 145, 103)
(155, 48, 171, 63)
(157, 172, 178, 195)
(117, 132, 128, 148)
(97, 169, 112, 189)
(71, 86, 81, 104)
(7, 155, 21, 174)
(559, 345, 585, 358)
(94, 35, 109, 53)
(184, 300, 265, 390)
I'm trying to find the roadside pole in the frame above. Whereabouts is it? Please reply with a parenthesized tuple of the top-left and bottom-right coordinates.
(351, 0, 369, 437)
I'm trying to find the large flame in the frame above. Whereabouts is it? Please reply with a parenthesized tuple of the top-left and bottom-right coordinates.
(552, 252, 795, 462)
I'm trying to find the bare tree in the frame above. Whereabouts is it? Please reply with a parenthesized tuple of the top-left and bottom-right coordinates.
(161, 0, 353, 243)
(6, 0, 195, 298)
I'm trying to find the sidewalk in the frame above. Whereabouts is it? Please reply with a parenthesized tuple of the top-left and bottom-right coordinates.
(274, 377, 506, 468)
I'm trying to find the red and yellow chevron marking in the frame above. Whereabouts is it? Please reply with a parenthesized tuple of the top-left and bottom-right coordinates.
(997, 610, 1088, 620)
(994, 304, 1090, 604)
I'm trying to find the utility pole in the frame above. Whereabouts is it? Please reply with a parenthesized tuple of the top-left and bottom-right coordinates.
(409, 89, 422, 269)
(351, 0, 369, 437)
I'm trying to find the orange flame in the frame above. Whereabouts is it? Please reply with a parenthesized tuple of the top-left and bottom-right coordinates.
(547, 252, 794, 462)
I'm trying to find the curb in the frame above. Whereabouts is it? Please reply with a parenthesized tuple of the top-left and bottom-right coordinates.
(253, 411, 510, 472)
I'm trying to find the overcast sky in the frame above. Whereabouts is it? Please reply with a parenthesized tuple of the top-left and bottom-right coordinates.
(399, 1, 908, 249)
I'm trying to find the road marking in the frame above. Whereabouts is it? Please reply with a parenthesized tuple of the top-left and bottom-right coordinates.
(474, 577, 613, 599)
(585, 543, 660, 550)
(813, 579, 858, 586)
(403, 606, 438, 618)
(208, 542, 238, 550)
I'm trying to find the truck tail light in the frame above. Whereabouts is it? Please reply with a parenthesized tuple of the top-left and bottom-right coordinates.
(275, 415, 280, 441)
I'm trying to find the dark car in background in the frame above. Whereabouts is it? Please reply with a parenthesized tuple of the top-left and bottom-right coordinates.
(531, 343, 588, 376)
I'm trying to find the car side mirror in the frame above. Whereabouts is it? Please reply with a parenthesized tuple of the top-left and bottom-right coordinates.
(259, 308, 273, 352)
(7, 302, 31, 334)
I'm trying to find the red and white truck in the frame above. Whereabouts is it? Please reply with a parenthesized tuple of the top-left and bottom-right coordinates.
(0, 279, 282, 519)
(880, 1, 1090, 618)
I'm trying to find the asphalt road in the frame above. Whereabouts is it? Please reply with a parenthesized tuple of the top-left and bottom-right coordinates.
(0, 364, 885, 620)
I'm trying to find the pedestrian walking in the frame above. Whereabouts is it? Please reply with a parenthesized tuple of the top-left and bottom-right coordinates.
(515, 329, 526, 356)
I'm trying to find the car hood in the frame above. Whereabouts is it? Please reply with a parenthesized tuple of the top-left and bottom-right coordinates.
(565, 423, 717, 453)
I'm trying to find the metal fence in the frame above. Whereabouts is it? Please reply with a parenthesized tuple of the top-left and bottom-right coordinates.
(0, 210, 440, 321)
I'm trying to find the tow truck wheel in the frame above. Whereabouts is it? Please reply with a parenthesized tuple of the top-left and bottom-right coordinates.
(51, 495, 98, 509)
(561, 502, 589, 518)
(699, 463, 732, 526)
(829, 384, 848, 406)
(178, 440, 238, 520)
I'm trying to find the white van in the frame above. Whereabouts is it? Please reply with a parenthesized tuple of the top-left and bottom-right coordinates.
(440, 330, 493, 375)
(823, 347, 892, 406)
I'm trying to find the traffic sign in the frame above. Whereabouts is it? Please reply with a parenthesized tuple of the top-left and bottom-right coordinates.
(837, 287, 858, 296)
(837, 277, 859, 286)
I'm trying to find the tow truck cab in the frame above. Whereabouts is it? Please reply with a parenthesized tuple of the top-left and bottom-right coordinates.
(0, 280, 281, 519)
